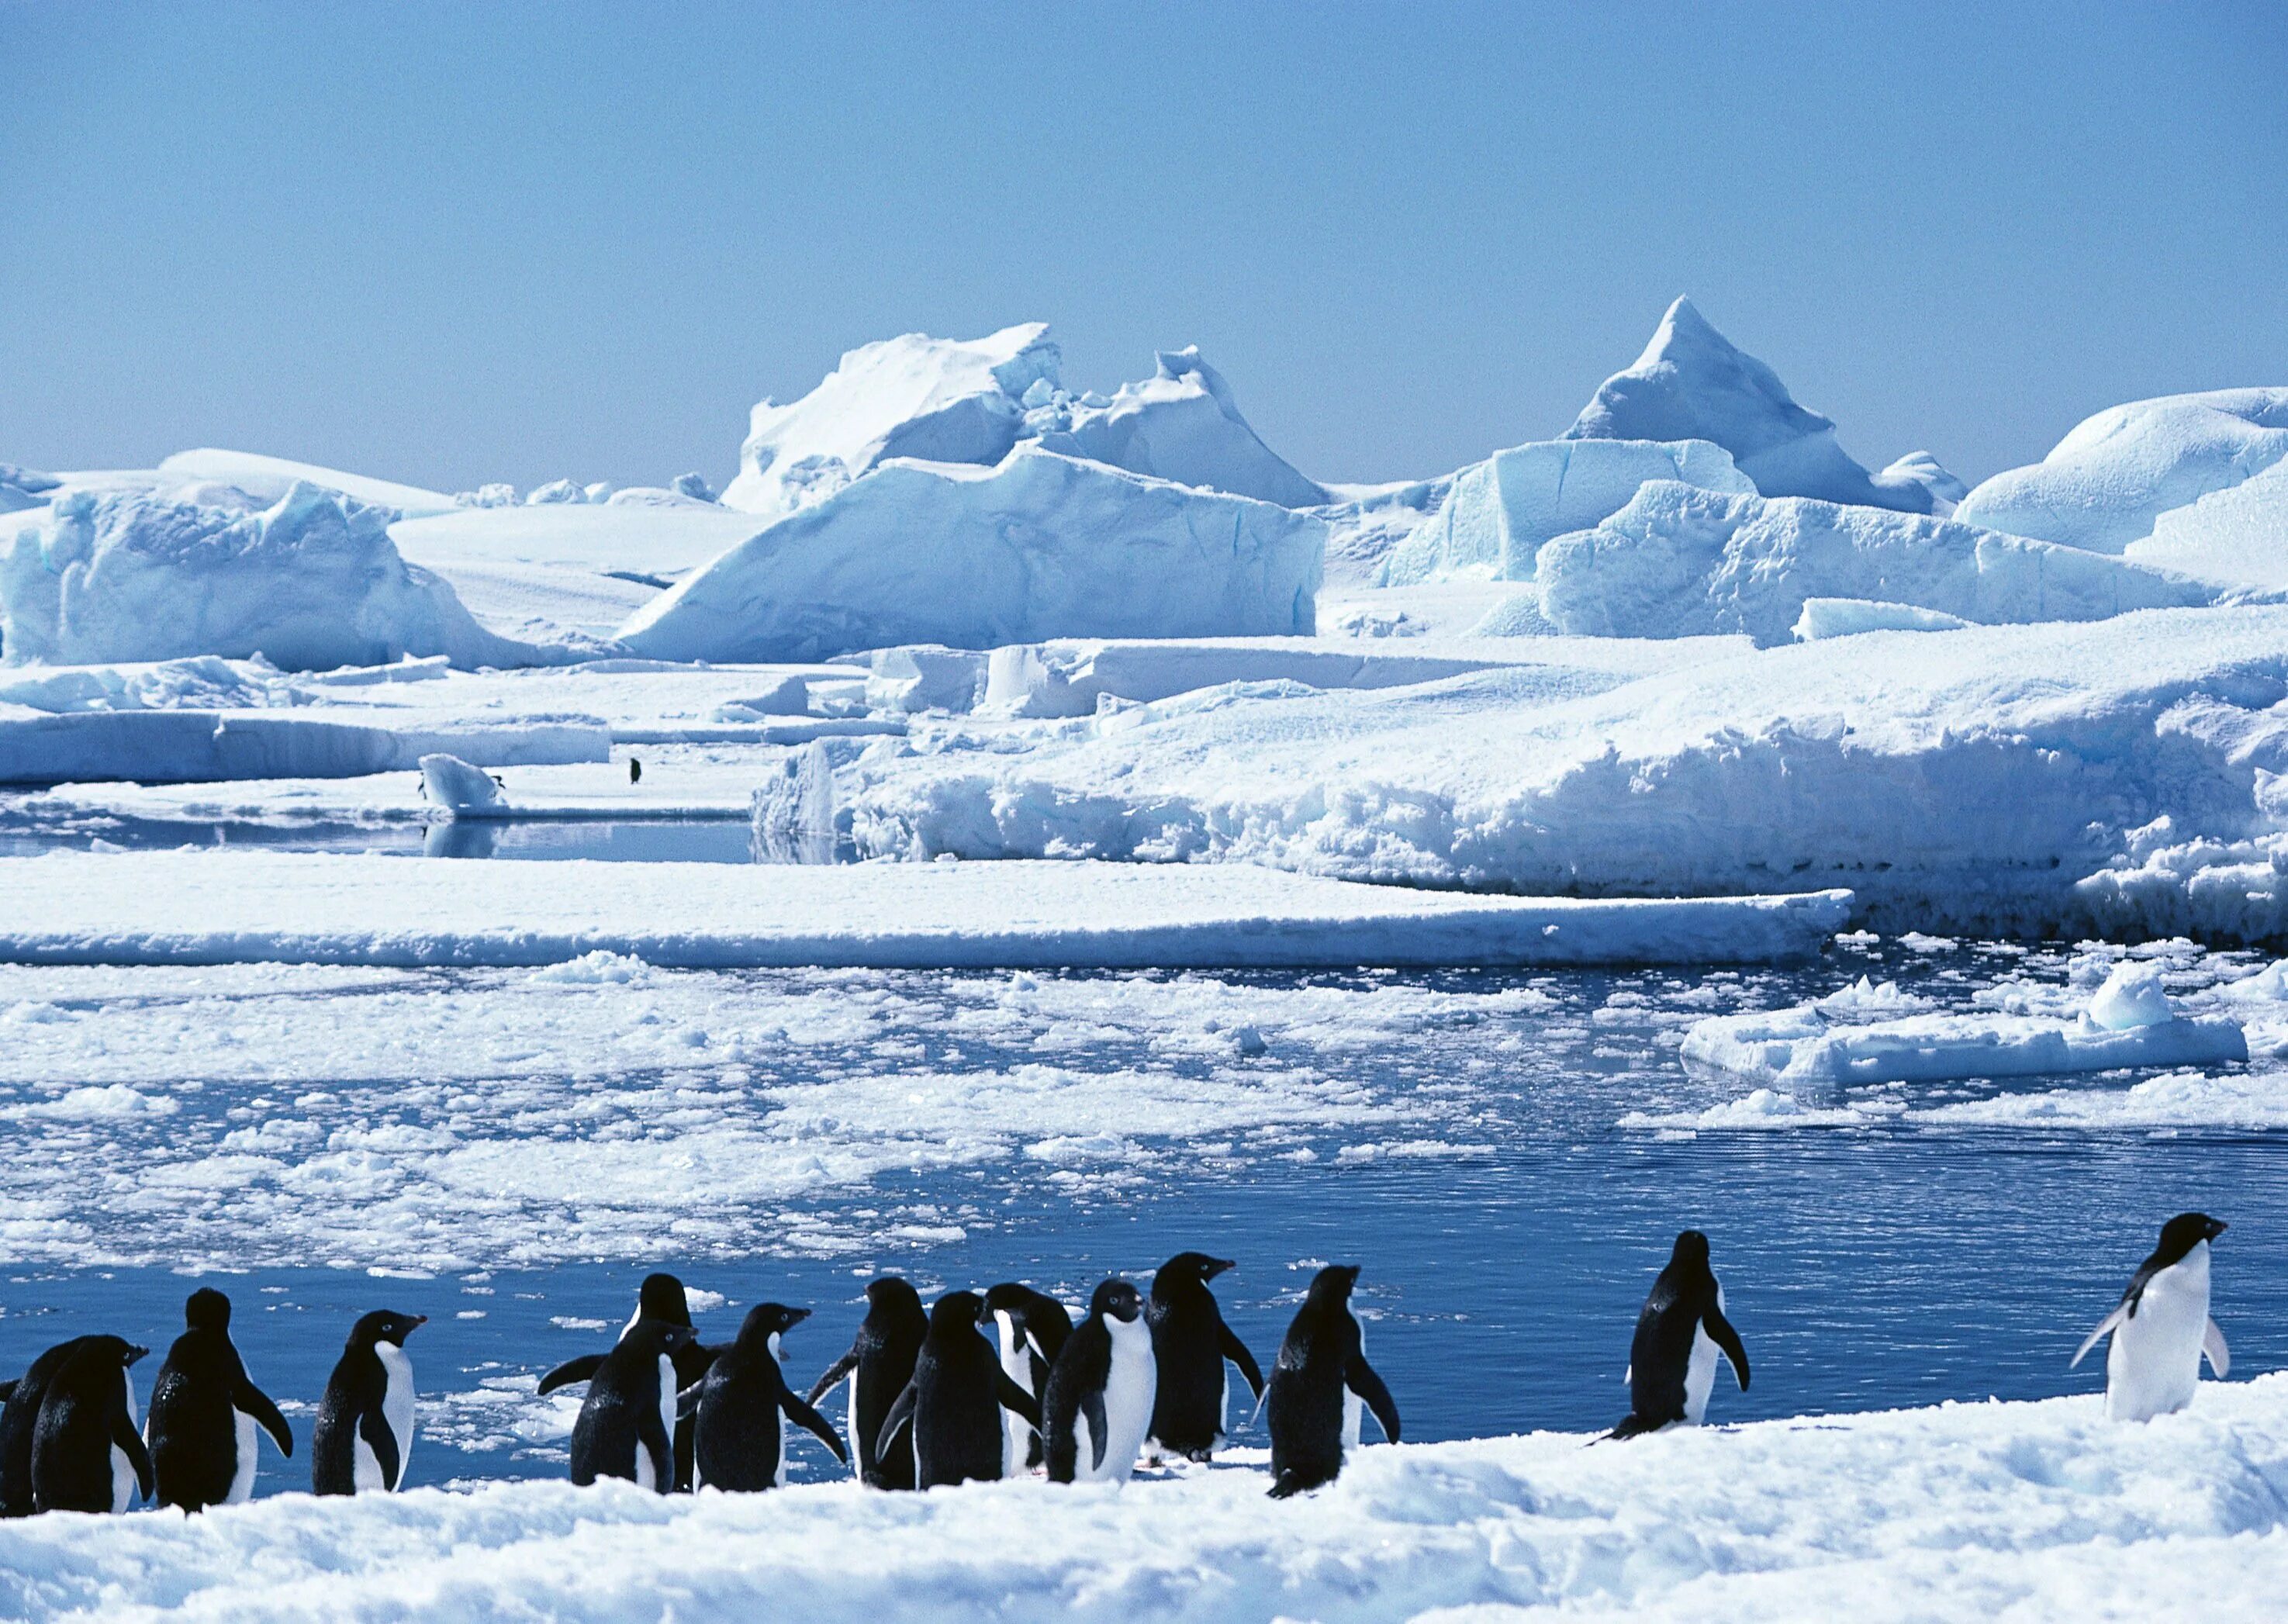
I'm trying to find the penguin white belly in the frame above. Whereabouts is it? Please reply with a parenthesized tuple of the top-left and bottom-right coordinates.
(377, 1343, 416, 1490)
(1683, 1326, 1720, 1425)
(2107, 1251, 2211, 1422)
(1089, 1317, 1157, 1484)
(1343, 1325, 1365, 1451)
(994, 1311, 1032, 1477)
(226, 1408, 259, 1504)
(634, 1353, 676, 1491)
(111, 1376, 141, 1513)
(848, 1370, 863, 1480)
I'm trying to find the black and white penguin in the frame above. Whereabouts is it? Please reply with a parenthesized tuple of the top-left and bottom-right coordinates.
(1608, 1230, 1750, 1440)
(0, 1338, 94, 1517)
(312, 1309, 425, 1495)
(145, 1288, 295, 1511)
(874, 1290, 1042, 1488)
(569, 1318, 699, 1491)
(30, 1336, 152, 1515)
(1265, 1264, 1398, 1499)
(806, 1276, 929, 1490)
(1043, 1279, 1157, 1484)
(2073, 1211, 2231, 1421)
(981, 1281, 1073, 1475)
(1146, 1252, 1263, 1463)
(537, 1273, 714, 1491)
(688, 1304, 847, 1491)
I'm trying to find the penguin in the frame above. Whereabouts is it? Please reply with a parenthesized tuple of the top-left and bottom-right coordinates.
(145, 1288, 295, 1510)
(1265, 1264, 1398, 1499)
(2072, 1211, 2231, 1422)
(687, 1304, 847, 1491)
(569, 1318, 698, 1491)
(30, 1336, 152, 1515)
(1042, 1279, 1157, 1485)
(981, 1281, 1073, 1475)
(805, 1276, 930, 1489)
(1146, 1252, 1264, 1463)
(537, 1273, 714, 1491)
(0, 1338, 94, 1517)
(312, 1309, 425, 1495)
(629, 758, 643, 784)
(873, 1290, 1042, 1488)
(1608, 1230, 1750, 1440)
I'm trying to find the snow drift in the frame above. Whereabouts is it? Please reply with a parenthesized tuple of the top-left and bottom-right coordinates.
(621, 449, 1325, 664)
(155, 448, 460, 518)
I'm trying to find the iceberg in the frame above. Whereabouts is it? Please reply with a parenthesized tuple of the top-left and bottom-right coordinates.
(1680, 1003, 2245, 1087)
(155, 447, 460, 518)
(1566, 297, 1956, 513)
(1029, 345, 1327, 506)
(2125, 455, 2288, 589)
(621, 448, 1326, 664)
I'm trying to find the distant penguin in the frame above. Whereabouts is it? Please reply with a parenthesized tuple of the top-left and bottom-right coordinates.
(982, 1281, 1073, 1475)
(1146, 1252, 1264, 1463)
(538, 1273, 714, 1490)
(146, 1288, 295, 1510)
(1043, 1279, 1157, 1484)
(689, 1304, 847, 1491)
(874, 1291, 1042, 1488)
(2073, 1212, 2231, 1422)
(569, 1318, 699, 1491)
(807, 1276, 930, 1489)
(312, 1310, 425, 1495)
(1265, 1264, 1398, 1499)
(0, 1338, 94, 1517)
(1608, 1230, 1750, 1440)
(629, 758, 642, 784)
(30, 1336, 152, 1515)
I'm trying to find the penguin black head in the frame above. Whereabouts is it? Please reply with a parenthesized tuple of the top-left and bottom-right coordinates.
(1671, 1230, 1713, 1267)
(737, 1304, 810, 1346)
(350, 1310, 427, 1349)
(865, 1276, 924, 1315)
(628, 1318, 697, 1354)
(2156, 1212, 2228, 1263)
(980, 1282, 1045, 1318)
(928, 1290, 983, 1333)
(78, 1335, 147, 1368)
(1305, 1264, 1362, 1303)
(1089, 1279, 1146, 1324)
(1156, 1253, 1236, 1288)
(637, 1273, 693, 1326)
(185, 1287, 232, 1332)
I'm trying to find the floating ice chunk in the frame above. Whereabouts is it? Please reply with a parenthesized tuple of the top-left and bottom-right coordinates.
(419, 752, 506, 813)
(1816, 976, 1929, 1018)
(1792, 597, 1972, 641)
(526, 479, 586, 505)
(711, 673, 810, 720)
(1683, 1002, 2245, 1087)
(2085, 961, 2175, 1030)
(526, 951, 655, 986)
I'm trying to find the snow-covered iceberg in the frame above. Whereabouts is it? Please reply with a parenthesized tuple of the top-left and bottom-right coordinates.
(155, 447, 460, 518)
(2126, 454, 2288, 589)
(1566, 297, 1957, 513)
(1956, 389, 2288, 555)
(622, 448, 1325, 664)
(1, 482, 548, 670)
(1028, 345, 1328, 506)
(1535, 481, 2228, 644)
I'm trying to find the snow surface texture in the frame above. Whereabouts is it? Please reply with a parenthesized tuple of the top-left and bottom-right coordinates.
(1566, 298, 1956, 514)
(1957, 389, 2288, 555)
(622, 449, 1326, 663)
(3, 1378, 2286, 1622)
(2127, 454, 2288, 590)
(154, 449, 460, 519)
(1533, 481, 2229, 645)
(1, 482, 544, 671)
(0, 852, 1850, 969)
(983, 638, 1511, 718)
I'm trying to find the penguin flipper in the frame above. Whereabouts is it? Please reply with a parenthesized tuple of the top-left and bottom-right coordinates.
(1703, 1306, 1751, 1392)
(806, 1349, 859, 1409)
(112, 1408, 154, 1501)
(1219, 1323, 1266, 1401)
(237, 1381, 295, 1457)
(874, 1383, 918, 1464)
(1345, 1357, 1401, 1444)
(994, 1369, 1042, 1432)
(1083, 1389, 1110, 1472)
(2072, 1306, 2126, 1370)
(676, 1380, 705, 1422)
(536, 1353, 607, 1396)
(358, 1403, 402, 1492)
(782, 1391, 848, 1463)
(2204, 1318, 2231, 1378)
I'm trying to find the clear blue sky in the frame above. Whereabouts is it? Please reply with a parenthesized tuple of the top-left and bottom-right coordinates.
(3, 2, 2283, 494)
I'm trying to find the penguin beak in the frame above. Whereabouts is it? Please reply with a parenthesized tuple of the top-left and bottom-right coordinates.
(786, 1308, 811, 1327)
(126, 1346, 148, 1365)
(2210, 1219, 2230, 1239)
(1206, 1258, 1235, 1280)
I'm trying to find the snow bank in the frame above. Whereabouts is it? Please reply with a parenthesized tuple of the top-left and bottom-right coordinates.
(621, 449, 1325, 664)
(1956, 389, 2288, 555)
(1029, 344, 1327, 506)
(1566, 298, 1953, 513)
(1679, 1004, 2245, 1087)
(1, 482, 548, 670)
(982, 638, 1509, 718)
(1381, 438, 1753, 585)
(1535, 481, 2226, 644)
(155, 449, 460, 518)
(4, 1379, 2286, 1622)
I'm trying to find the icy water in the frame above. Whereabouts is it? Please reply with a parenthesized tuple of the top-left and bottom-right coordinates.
(2, 942, 2283, 1494)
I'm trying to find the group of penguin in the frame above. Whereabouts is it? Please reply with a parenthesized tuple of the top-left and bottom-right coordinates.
(0, 1211, 2234, 1516)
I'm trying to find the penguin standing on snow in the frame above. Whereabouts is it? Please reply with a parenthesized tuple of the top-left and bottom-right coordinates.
(807, 1276, 930, 1489)
(538, 1273, 715, 1490)
(30, 1336, 152, 1515)
(874, 1291, 1042, 1488)
(1265, 1265, 1398, 1499)
(1043, 1279, 1157, 1484)
(569, 1318, 699, 1491)
(1608, 1230, 1750, 1440)
(2073, 1211, 2231, 1421)
(0, 1338, 95, 1517)
(146, 1288, 295, 1510)
(687, 1304, 846, 1491)
(982, 1281, 1073, 1475)
(1146, 1252, 1263, 1463)
(312, 1310, 425, 1495)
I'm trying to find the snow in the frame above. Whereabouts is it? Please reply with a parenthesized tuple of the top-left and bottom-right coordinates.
(0, 852, 1850, 970)
(621, 449, 1326, 664)
(2085, 959, 2173, 1030)
(4, 1378, 2287, 1622)
(1566, 298, 1954, 513)
(1955, 389, 2288, 555)
(1533, 481, 2228, 645)
(981, 638, 1512, 718)
(154, 449, 460, 519)
(417, 753, 505, 812)
(2127, 455, 2288, 589)
(1790, 597, 1970, 641)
